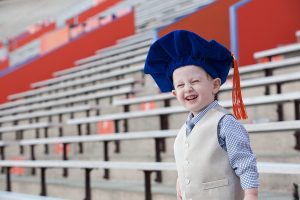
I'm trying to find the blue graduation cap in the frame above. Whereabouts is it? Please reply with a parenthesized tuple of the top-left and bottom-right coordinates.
(144, 30, 247, 119)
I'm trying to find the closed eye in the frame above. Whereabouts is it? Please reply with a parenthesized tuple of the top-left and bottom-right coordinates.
(191, 80, 200, 84)
(176, 84, 184, 88)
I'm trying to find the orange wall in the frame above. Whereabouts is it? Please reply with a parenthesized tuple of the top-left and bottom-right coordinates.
(158, 0, 239, 49)
(237, 0, 300, 65)
(0, 11, 135, 103)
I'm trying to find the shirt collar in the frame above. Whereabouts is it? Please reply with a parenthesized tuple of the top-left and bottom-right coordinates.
(186, 100, 219, 126)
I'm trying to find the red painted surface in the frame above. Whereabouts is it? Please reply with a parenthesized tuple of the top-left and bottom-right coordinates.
(237, 0, 300, 65)
(67, 0, 121, 25)
(158, 0, 239, 49)
(0, 11, 135, 103)
(98, 120, 114, 134)
(140, 101, 156, 111)
(0, 58, 8, 71)
(159, 0, 300, 66)
(55, 144, 70, 155)
(9, 22, 56, 51)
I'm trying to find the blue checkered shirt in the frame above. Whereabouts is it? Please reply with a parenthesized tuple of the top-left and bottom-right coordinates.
(185, 100, 259, 190)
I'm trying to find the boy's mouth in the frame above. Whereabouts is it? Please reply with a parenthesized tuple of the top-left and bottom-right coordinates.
(185, 95, 198, 101)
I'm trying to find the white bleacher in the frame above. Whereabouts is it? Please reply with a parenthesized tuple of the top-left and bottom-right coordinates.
(55, 32, 153, 76)
(0, 160, 299, 200)
(31, 54, 145, 88)
(1, 159, 300, 176)
(9, 55, 300, 102)
(136, 0, 213, 32)
(0, 105, 101, 124)
(0, 122, 61, 134)
(0, 120, 299, 154)
(254, 43, 300, 60)
(68, 92, 300, 125)
(0, 191, 65, 200)
(0, 84, 135, 111)
(229, 56, 300, 76)
(59, 39, 151, 75)
(1, 1, 300, 199)
(0, 87, 134, 116)
(137, 0, 213, 32)
(8, 77, 136, 101)
(52, 45, 149, 78)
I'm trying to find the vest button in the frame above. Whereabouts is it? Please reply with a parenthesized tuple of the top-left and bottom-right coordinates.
(185, 179, 190, 184)
(185, 160, 189, 165)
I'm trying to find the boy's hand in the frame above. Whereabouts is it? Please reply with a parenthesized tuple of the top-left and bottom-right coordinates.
(244, 188, 258, 200)
(176, 178, 182, 200)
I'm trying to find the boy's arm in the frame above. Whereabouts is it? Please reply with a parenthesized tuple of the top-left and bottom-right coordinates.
(244, 188, 258, 200)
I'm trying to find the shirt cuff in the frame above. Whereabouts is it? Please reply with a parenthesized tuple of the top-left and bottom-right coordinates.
(239, 170, 260, 190)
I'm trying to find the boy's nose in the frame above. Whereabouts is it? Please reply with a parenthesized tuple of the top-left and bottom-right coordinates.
(184, 83, 193, 91)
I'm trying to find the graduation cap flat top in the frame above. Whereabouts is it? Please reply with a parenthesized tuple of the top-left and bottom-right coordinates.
(144, 30, 233, 92)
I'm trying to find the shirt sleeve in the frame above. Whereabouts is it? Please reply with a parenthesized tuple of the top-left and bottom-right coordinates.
(218, 114, 260, 190)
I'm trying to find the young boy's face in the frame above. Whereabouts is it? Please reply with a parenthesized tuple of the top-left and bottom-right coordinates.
(172, 65, 221, 116)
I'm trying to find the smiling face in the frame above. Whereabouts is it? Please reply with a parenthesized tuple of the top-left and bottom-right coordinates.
(172, 65, 221, 116)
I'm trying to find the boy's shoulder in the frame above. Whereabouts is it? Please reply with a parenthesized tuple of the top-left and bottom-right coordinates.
(213, 104, 232, 116)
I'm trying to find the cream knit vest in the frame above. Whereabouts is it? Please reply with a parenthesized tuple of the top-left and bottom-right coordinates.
(174, 106, 244, 200)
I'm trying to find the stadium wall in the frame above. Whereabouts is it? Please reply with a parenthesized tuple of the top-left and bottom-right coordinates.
(0, 11, 135, 103)
(158, 0, 300, 65)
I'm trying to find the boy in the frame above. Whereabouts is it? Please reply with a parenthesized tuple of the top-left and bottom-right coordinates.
(144, 30, 259, 200)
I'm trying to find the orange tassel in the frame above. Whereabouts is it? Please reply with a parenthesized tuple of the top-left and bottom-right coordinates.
(231, 54, 248, 120)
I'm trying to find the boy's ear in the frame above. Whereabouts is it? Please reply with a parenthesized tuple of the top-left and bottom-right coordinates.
(172, 90, 177, 97)
(212, 78, 221, 94)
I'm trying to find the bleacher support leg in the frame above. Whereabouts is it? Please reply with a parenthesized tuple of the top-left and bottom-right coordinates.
(19, 130, 24, 155)
(114, 120, 120, 153)
(0, 147, 5, 174)
(44, 128, 49, 154)
(294, 101, 300, 150)
(84, 168, 93, 200)
(96, 99, 100, 116)
(40, 168, 47, 196)
(123, 105, 129, 133)
(103, 141, 110, 179)
(77, 124, 84, 153)
(6, 167, 11, 191)
(35, 117, 40, 138)
(276, 83, 283, 121)
(264, 68, 273, 95)
(30, 145, 36, 175)
(59, 114, 63, 137)
(86, 111, 91, 135)
(63, 143, 69, 177)
(144, 170, 153, 200)
(159, 115, 168, 152)
(154, 138, 162, 183)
